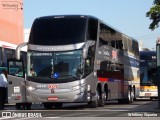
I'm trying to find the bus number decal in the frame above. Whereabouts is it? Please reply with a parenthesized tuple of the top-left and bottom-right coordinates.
(48, 84, 58, 89)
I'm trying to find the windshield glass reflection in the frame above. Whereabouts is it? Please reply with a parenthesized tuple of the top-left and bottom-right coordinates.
(27, 50, 83, 82)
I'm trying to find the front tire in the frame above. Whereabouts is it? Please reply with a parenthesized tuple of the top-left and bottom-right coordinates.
(88, 88, 105, 108)
(118, 86, 133, 104)
(88, 90, 99, 108)
(125, 87, 134, 104)
(98, 92, 105, 107)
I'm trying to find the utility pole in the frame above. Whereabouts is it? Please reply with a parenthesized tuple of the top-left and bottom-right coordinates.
(156, 38, 160, 109)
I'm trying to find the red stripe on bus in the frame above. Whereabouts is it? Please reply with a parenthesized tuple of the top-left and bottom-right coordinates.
(98, 77, 108, 82)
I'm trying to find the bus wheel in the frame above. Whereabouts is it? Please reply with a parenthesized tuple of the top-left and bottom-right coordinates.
(133, 86, 136, 101)
(125, 87, 134, 104)
(53, 103, 63, 109)
(88, 90, 99, 108)
(98, 92, 105, 107)
(43, 103, 53, 109)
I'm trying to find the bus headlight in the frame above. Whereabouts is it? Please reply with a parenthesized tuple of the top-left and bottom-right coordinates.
(72, 86, 80, 90)
(72, 84, 86, 91)
(27, 86, 36, 91)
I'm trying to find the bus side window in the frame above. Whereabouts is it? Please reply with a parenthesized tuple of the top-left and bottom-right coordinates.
(117, 40, 123, 50)
(111, 41, 116, 48)
(87, 18, 98, 41)
(8, 61, 24, 77)
(84, 45, 95, 75)
(3, 48, 15, 66)
(100, 61, 109, 70)
(127, 38, 132, 52)
(99, 23, 112, 47)
(99, 38, 110, 47)
(132, 40, 139, 58)
(111, 40, 123, 50)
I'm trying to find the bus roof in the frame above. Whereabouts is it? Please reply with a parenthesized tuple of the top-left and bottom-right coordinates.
(140, 51, 156, 60)
(36, 15, 98, 21)
(33, 15, 138, 43)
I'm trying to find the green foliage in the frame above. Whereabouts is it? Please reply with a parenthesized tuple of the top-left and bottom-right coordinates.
(146, 0, 160, 30)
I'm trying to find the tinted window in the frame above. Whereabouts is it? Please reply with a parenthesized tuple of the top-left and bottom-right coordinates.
(87, 18, 98, 40)
(4, 48, 15, 66)
(29, 17, 87, 45)
(8, 60, 24, 78)
(99, 23, 122, 49)
(84, 45, 96, 76)
(99, 23, 112, 46)
(127, 38, 132, 52)
(132, 40, 139, 57)
(140, 67, 156, 85)
(122, 36, 126, 51)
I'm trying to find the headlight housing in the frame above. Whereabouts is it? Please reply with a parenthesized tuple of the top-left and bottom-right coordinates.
(27, 86, 36, 91)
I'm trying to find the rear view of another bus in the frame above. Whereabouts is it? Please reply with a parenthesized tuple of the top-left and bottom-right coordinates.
(139, 51, 158, 100)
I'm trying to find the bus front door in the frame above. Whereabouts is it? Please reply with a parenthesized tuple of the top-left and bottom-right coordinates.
(7, 59, 26, 105)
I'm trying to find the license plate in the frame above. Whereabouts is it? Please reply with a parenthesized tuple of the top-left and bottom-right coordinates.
(47, 96, 58, 101)
(145, 93, 151, 96)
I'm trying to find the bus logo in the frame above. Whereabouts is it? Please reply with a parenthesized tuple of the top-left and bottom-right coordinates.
(53, 73, 59, 79)
(51, 89, 55, 93)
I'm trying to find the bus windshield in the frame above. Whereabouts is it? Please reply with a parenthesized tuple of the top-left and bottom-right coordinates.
(29, 17, 87, 45)
(140, 60, 156, 85)
(27, 50, 83, 83)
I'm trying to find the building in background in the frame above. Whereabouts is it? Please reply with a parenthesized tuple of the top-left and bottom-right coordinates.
(0, 0, 23, 46)
(0, 0, 24, 68)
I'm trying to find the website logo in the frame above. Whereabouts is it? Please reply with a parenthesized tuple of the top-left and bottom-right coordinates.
(1, 1, 23, 10)
(2, 112, 12, 118)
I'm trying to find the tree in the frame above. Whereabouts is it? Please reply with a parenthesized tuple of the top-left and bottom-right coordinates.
(146, 0, 160, 30)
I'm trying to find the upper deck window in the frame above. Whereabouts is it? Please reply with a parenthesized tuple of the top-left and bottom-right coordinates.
(29, 17, 87, 45)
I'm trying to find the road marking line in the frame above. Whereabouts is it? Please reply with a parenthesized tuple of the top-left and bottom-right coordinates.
(45, 117, 60, 118)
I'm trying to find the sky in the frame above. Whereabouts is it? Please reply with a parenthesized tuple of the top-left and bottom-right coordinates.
(24, 0, 160, 50)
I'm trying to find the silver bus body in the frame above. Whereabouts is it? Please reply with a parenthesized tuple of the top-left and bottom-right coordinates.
(7, 15, 140, 109)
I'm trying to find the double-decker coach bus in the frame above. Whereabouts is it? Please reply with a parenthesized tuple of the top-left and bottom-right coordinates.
(139, 51, 158, 100)
(7, 15, 140, 109)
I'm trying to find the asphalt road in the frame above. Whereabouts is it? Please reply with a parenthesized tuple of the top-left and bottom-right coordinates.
(0, 98, 160, 119)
